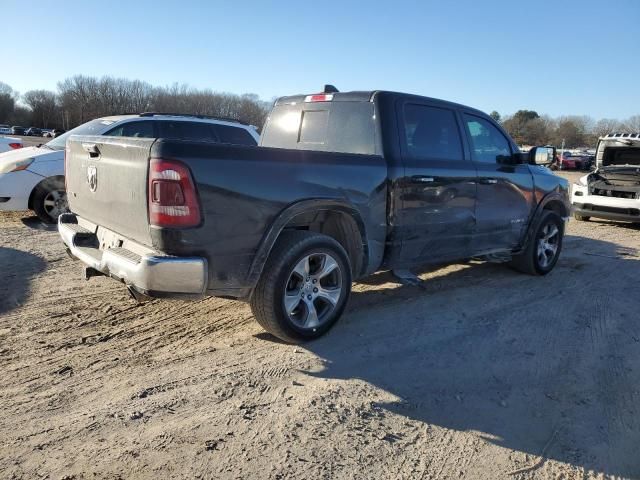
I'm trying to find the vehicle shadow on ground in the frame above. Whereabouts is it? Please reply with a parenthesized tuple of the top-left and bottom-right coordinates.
(0, 247, 47, 315)
(585, 218, 640, 231)
(20, 216, 57, 231)
(301, 235, 640, 478)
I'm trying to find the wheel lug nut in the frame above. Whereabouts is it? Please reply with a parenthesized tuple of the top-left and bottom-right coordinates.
(312, 279, 317, 284)
(307, 295, 312, 300)
(313, 288, 318, 293)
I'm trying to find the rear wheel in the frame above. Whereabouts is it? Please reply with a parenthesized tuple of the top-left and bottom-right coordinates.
(250, 231, 352, 343)
(509, 211, 564, 275)
(32, 177, 68, 224)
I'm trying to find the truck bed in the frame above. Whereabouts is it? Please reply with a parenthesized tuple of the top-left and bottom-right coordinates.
(65, 136, 388, 296)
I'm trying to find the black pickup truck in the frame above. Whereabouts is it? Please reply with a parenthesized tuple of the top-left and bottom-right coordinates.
(60, 88, 570, 342)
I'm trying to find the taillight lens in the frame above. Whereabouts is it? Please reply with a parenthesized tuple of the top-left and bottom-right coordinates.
(9, 143, 22, 149)
(148, 158, 201, 227)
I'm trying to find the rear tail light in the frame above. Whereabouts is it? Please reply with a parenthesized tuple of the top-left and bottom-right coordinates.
(304, 94, 333, 102)
(8, 143, 22, 149)
(148, 158, 201, 227)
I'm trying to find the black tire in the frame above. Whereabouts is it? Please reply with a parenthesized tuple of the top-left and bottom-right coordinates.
(509, 211, 564, 275)
(250, 231, 352, 343)
(32, 177, 68, 224)
(574, 213, 590, 221)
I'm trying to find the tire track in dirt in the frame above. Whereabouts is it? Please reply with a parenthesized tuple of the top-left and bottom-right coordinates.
(4, 191, 640, 479)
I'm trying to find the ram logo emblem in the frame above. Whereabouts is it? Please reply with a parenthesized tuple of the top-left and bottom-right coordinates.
(87, 165, 98, 192)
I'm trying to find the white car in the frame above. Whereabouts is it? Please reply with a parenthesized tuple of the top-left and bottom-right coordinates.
(0, 113, 260, 223)
(0, 136, 23, 153)
(571, 132, 640, 224)
(0, 125, 11, 135)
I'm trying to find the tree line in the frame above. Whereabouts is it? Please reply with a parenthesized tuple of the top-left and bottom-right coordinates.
(490, 110, 640, 148)
(0, 76, 271, 131)
(1, 76, 638, 147)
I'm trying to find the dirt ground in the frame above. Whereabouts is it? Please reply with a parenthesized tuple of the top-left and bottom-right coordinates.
(1, 171, 639, 480)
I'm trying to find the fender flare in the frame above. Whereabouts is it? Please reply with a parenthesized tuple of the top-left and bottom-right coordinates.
(246, 199, 370, 289)
(519, 190, 569, 253)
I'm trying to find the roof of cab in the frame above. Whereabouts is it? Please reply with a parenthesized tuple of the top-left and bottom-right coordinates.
(275, 91, 374, 105)
(273, 90, 487, 117)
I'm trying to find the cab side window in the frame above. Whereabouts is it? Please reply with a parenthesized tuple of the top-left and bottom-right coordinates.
(463, 114, 511, 164)
(403, 104, 463, 161)
(104, 121, 155, 138)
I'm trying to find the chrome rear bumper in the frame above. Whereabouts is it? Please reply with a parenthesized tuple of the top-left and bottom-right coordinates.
(58, 213, 208, 297)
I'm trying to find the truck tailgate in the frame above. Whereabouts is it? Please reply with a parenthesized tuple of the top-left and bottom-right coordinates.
(65, 136, 154, 246)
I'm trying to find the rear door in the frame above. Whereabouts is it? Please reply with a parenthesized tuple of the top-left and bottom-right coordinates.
(461, 113, 535, 253)
(396, 101, 477, 265)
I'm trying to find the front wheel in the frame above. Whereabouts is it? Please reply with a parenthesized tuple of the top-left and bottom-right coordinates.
(509, 211, 564, 275)
(250, 231, 352, 343)
(32, 177, 69, 224)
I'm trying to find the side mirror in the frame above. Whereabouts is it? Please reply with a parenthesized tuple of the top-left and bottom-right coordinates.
(529, 146, 555, 166)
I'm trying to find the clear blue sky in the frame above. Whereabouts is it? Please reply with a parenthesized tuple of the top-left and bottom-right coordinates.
(3, 0, 639, 119)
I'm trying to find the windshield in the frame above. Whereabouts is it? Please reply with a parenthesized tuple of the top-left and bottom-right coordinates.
(46, 119, 115, 150)
(601, 146, 640, 167)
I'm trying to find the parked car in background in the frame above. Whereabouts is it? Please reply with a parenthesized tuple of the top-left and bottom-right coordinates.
(0, 113, 259, 223)
(572, 132, 640, 223)
(11, 126, 26, 136)
(25, 127, 42, 136)
(0, 137, 23, 153)
(51, 128, 66, 138)
(574, 153, 595, 171)
(555, 151, 580, 170)
(0, 124, 11, 135)
(60, 88, 569, 343)
(41, 129, 53, 137)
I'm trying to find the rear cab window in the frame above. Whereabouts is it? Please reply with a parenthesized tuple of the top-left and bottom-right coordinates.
(260, 101, 378, 155)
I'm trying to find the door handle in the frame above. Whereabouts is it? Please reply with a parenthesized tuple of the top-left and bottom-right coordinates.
(82, 143, 100, 158)
(411, 175, 435, 183)
(479, 178, 498, 184)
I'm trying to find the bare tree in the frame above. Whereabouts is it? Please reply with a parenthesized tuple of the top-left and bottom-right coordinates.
(23, 90, 58, 128)
(622, 115, 640, 133)
(0, 81, 16, 124)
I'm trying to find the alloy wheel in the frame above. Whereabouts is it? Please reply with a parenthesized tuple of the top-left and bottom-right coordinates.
(537, 223, 559, 268)
(283, 252, 343, 330)
(43, 189, 68, 221)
